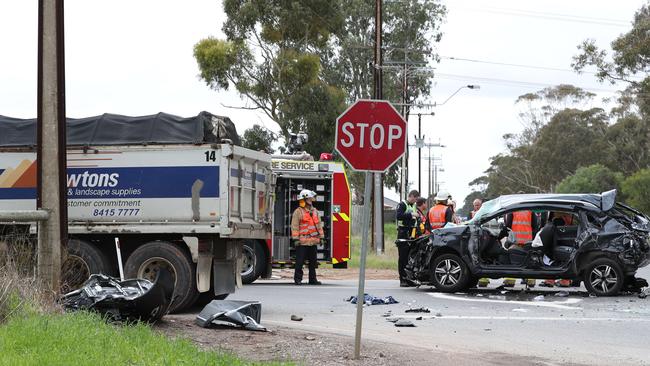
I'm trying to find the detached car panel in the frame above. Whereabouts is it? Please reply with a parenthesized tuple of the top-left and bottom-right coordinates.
(404, 190, 650, 296)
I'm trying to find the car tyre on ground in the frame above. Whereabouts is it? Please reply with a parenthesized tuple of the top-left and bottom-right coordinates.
(62, 239, 113, 292)
(124, 241, 198, 312)
(583, 257, 624, 296)
(431, 253, 471, 292)
(241, 240, 266, 284)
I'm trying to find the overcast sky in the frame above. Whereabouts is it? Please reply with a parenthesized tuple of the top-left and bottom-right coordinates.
(0, 0, 645, 204)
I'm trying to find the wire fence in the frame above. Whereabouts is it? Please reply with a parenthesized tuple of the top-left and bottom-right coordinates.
(350, 205, 396, 237)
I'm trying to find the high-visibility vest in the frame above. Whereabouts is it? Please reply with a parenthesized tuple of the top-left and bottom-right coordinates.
(511, 210, 533, 244)
(554, 212, 573, 226)
(292, 207, 323, 245)
(428, 204, 448, 229)
(397, 200, 416, 228)
(417, 209, 429, 236)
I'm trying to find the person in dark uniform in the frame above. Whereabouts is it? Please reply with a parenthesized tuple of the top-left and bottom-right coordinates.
(395, 190, 419, 287)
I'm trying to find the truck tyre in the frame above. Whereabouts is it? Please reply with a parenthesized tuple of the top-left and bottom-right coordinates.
(430, 253, 470, 293)
(241, 240, 265, 284)
(583, 258, 624, 296)
(62, 239, 113, 292)
(124, 241, 198, 312)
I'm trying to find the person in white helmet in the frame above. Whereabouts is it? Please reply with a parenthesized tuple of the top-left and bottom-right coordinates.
(427, 191, 454, 229)
(291, 189, 324, 285)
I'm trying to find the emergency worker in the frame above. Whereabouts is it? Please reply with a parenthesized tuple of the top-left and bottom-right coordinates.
(503, 210, 538, 287)
(428, 192, 454, 230)
(415, 197, 429, 237)
(395, 190, 420, 287)
(291, 189, 324, 285)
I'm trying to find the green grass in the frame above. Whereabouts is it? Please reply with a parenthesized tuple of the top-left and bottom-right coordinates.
(348, 223, 399, 270)
(0, 312, 287, 366)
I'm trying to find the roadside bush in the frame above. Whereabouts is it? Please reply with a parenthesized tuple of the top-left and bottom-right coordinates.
(622, 168, 650, 215)
(555, 164, 624, 194)
(0, 229, 57, 323)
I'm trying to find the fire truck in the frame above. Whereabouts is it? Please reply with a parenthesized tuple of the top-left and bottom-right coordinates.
(240, 134, 352, 284)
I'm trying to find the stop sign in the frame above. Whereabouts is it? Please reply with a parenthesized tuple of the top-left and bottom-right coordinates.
(335, 100, 407, 172)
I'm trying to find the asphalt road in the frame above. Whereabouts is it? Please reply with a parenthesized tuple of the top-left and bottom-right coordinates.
(227, 266, 650, 366)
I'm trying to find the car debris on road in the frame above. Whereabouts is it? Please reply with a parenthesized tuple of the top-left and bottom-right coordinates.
(345, 294, 399, 305)
(195, 300, 267, 332)
(60, 269, 174, 323)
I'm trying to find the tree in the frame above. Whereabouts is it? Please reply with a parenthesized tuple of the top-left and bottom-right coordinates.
(555, 164, 624, 194)
(241, 124, 275, 153)
(468, 85, 610, 196)
(193, 1, 345, 147)
(622, 168, 650, 214)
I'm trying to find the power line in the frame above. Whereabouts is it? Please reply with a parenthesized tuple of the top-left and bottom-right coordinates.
(454, 5, 630, 27)
(441, 55, 590, 74)
(436, 72, 621, 94)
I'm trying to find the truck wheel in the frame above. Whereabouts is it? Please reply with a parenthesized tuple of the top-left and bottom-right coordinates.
(124, 241, 197, 312)
(430, 253, 470, 293)
(62, 239, 113, 292)
(583, 258, 624, 296)
(241, 240, 265, 284)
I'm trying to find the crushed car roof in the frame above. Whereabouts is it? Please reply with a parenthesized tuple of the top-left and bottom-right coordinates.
(470, 190, 617, 223)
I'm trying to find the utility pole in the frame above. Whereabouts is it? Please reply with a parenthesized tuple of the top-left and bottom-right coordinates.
(371, 0, 384, 255)
(37, 0, 67, 292)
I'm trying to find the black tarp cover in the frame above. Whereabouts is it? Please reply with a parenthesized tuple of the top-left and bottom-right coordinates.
(0, 111, 241, 147)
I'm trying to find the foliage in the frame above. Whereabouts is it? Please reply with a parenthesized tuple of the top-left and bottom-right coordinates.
(241, 124, 275, 153)
(622, 168, 650, 215)
(348, 223, 398, 270)
(555, 164, 624, 194)
(469, 85, 609, 196)
(195, 1, 446, 199)
(0, 312, 284, 366)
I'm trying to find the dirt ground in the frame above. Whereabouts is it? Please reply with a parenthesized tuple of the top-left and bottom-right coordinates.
(269, 268, 398, 281)
(156, 314, 560, 366)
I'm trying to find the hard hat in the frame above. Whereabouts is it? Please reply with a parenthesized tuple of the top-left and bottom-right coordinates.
(297, 189, 316, 200)
(434, 191, 450, 201)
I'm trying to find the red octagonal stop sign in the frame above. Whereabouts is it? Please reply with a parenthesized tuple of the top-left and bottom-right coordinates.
(335, 100, 407, 172)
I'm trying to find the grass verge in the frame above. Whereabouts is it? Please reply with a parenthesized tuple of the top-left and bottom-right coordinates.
(0, 311, 284, 366)
(348, 223, 399, 270)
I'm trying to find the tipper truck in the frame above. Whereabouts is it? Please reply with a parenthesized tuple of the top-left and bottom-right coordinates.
(0, 112, 273, 311)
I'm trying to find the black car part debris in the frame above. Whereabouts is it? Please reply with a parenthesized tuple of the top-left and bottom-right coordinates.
(345, 294, 399, 305)
(195, 300, 267, 332)
(405, 307, 431, 313)
(60, 269, 174, 322)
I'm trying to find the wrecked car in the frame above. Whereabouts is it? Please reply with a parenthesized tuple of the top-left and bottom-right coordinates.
(404, 190, 650, 296)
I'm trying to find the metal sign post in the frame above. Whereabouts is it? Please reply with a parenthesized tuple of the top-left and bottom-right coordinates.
(334, 100, 407, 360)
(353, 171, 373, 357)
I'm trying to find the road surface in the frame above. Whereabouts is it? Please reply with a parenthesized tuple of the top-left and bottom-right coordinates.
(225, 266, 650, 366)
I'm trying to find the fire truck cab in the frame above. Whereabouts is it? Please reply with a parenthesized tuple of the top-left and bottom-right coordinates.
(241, 155, 351, 284)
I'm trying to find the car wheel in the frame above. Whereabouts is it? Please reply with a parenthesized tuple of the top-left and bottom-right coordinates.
(124, 241, 198, 312)
(431, 253, 470, 292)
(62, 239, 113, 293)
(583, 258, 624, 296)
(241, 240, 266, 284)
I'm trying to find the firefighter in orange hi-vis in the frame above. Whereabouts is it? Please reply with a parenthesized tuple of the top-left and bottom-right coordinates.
(428, 191, 454, 230)
(503, 210, 539, 287)
(291, 189, 324, 286)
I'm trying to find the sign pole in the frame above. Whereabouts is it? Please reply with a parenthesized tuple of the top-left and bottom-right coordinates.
(353, 171, 373, 359)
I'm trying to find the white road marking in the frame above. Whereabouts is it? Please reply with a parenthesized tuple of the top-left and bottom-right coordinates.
(391, 314, 650, 322)
(428, 292, 583, 310)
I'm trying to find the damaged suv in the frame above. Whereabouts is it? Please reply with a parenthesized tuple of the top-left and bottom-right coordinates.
(404, 190, 650, 296)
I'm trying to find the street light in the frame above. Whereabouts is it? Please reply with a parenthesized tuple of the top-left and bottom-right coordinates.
(436, 84, 481, 107)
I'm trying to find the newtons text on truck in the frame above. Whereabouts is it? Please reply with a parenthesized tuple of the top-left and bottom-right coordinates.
(0, 112, 273, 312)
